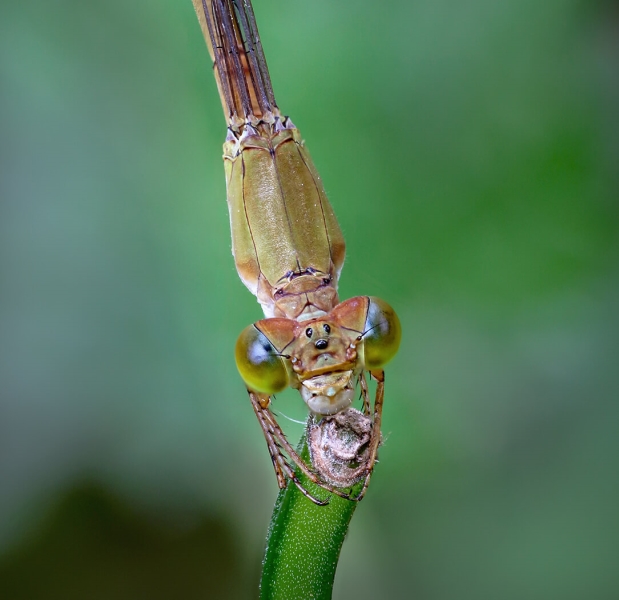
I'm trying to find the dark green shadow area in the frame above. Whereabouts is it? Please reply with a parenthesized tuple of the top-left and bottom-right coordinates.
(0, 484, 244, 600)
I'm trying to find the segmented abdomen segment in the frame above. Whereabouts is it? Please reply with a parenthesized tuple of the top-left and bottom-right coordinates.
(192, 0, 277, 128)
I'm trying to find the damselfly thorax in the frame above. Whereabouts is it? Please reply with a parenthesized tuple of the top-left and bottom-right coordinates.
(224, 118, 345, 321)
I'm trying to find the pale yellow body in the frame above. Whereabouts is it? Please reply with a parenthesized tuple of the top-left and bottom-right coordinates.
(224, 123, 346, 320)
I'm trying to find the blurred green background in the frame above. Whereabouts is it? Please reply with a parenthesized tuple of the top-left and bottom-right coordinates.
(1, 0, 617, 598)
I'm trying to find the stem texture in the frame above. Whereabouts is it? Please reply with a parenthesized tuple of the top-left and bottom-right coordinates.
(259, 440, 359, 600)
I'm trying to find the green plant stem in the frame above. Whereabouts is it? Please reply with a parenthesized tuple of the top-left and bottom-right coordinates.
(259, 439, 359, 600)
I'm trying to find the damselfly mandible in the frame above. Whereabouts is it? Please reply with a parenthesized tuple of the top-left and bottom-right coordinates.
(191, 0, 401, 504)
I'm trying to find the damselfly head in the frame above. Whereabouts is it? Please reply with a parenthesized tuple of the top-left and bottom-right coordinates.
(234, 296, 400, 397)
(290, 318, 357, 379)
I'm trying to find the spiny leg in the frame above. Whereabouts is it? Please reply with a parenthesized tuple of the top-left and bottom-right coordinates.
(358, 371, 371, 416)
(249, 391, 329, 504)
(353, 369, 385, 501)
(250, 393, 287, 489)
(259, 409, 331, 505)
(259, 398, 360, 501)
(248, 390, 358, 503)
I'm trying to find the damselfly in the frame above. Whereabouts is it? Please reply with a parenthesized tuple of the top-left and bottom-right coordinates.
(191, 0, 400, 504)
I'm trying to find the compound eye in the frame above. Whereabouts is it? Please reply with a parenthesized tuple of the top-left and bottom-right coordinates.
(363, 297, 401, 369)
(235, 325, 290, 394)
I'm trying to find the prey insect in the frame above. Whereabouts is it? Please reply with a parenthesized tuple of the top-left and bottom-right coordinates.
(191, 0, 401, 504)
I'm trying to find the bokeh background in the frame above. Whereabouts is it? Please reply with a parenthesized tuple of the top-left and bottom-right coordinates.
(1, 0, 618, 598)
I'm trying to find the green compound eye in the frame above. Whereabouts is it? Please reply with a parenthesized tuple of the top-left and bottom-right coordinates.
(363, 297, 401, 370)
(235, 324, 290, 394)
